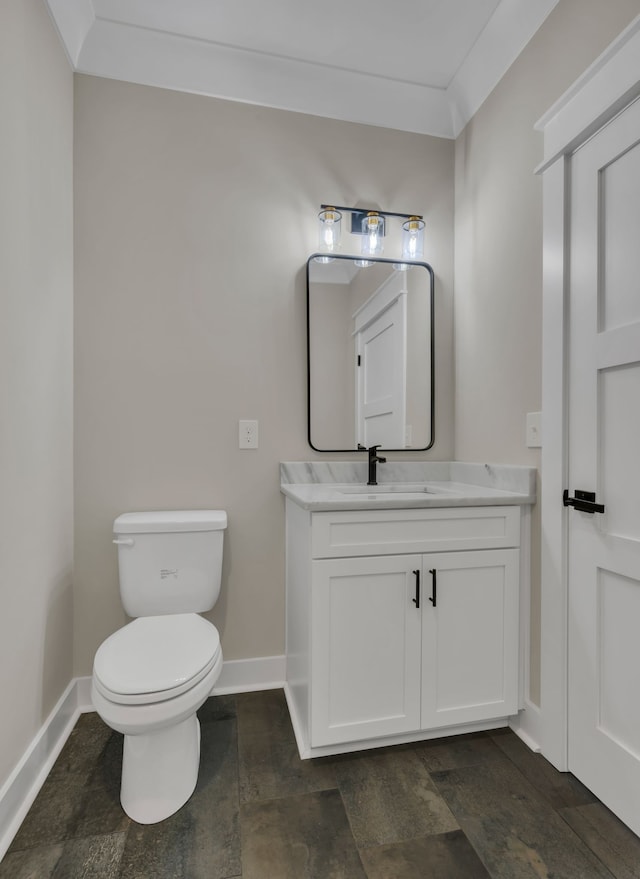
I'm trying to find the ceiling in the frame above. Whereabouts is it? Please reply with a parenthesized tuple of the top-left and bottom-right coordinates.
(45, 0, 560, 138)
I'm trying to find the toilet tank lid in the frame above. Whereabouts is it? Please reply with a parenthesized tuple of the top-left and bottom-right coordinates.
(114, 510, 227, 534)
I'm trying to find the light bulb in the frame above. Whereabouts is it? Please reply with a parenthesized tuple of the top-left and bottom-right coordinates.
(401, 216, 425, 261)
(316, 208, 342, 263)
(361, 212, 384, 257)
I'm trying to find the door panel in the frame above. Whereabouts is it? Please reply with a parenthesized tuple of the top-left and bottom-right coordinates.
(356, 294, 407, 447)
(601, 139, 640, 331)
(600, 363, 640, 540)
(568, 96, 640, 835)
(597, 568, 640, 761)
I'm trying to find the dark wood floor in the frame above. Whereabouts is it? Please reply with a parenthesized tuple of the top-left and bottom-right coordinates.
(2, 689, 640, 878)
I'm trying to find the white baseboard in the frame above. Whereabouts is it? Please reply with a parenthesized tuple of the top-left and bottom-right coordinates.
(0, 654, 286, 860)
(212, 654, 286, 694)
(0, 680, 83, 861)
(75, 675, 94, 712)
(509, 699, 543, 753)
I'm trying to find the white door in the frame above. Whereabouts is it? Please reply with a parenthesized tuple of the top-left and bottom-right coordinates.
(310, 554, 421, 746)
(420, 550, 520, 729)
(567, 96, 640, 834)
(356, 295, 407, 448)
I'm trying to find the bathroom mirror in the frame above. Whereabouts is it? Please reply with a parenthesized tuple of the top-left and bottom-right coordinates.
(307, 254, 434, 451)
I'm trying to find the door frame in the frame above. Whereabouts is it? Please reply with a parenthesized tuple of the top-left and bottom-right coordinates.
(536, 15, 640, 771)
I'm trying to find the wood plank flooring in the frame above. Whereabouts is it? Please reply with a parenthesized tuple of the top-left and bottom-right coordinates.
(2, 689, 640, 878)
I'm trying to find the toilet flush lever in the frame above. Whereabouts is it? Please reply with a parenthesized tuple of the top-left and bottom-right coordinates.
(112, 537, 135, 546)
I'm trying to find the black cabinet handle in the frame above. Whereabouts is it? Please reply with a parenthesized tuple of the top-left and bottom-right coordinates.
(412, 569, 420, 608)
(428, 569, 437, 607)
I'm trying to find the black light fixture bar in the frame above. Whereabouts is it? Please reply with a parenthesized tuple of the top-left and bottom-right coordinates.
(320, 204, 423, 221)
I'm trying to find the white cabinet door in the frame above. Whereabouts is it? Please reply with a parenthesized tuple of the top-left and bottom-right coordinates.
(420, 549, 520, 729)
(311, 554, 422, 746)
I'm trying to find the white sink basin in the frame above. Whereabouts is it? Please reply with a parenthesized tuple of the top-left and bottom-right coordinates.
(339, 483, 457, 496)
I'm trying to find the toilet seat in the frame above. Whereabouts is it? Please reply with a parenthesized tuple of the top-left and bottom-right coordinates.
(93, 613, 220, 706)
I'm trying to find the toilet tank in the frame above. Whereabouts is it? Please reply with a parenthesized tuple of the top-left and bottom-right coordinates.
(113, 511, 227, 617)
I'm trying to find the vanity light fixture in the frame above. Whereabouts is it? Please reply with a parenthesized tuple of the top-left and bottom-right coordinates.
(318, 204, 424, 267)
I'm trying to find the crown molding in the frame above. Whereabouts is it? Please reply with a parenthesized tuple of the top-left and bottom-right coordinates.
(77, 18, 456, 137)
(45, 0, 560, 139)
(45, 0, 95, 67)
(447, 0, 561, 136)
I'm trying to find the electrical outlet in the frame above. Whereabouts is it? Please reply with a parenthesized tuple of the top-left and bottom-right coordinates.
(238, 419, 258, 449)
(526, 412, 542, 448)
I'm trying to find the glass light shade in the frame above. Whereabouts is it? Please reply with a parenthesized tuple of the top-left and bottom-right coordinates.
(402, 216, 425, 261)
(317, 208, 342, 261)
(361, 212, 384, 257)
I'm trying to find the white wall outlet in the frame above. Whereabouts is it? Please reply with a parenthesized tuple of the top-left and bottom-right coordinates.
(238, 419, 258, 449)
(526, 411, 542, 448)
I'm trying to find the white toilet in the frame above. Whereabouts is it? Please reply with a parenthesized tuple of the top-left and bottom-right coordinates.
(91, 510, 227, 824)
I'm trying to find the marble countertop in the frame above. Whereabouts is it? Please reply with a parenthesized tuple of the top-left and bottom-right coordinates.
(280, 461, 536, 512)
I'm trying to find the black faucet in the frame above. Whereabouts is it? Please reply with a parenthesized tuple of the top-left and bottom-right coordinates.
(358, 443, 387, 486)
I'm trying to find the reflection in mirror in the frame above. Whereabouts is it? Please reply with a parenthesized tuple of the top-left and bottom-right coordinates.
(307, 255, 434, 452)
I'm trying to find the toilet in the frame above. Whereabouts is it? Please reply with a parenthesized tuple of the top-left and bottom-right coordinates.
(91, 510, 227, 824)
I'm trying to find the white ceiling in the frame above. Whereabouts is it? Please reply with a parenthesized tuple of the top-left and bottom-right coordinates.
(45, 0, 560, 138)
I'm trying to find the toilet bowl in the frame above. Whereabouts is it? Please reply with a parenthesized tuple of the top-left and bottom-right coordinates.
(91, 511, 227, 824)
(91, 612, 223, 824)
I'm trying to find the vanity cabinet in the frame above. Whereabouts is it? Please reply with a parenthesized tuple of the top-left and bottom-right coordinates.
(285, 500, 524, 757)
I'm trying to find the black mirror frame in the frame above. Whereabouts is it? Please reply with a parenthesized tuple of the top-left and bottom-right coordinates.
(306, 253, 435, 453)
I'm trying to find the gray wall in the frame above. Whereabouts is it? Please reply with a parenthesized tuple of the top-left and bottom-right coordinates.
(308, 280, 354, 448)
(0, 0, 74, 788)
(73, 77, 455, 675)
(454, 0, 640, 704)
